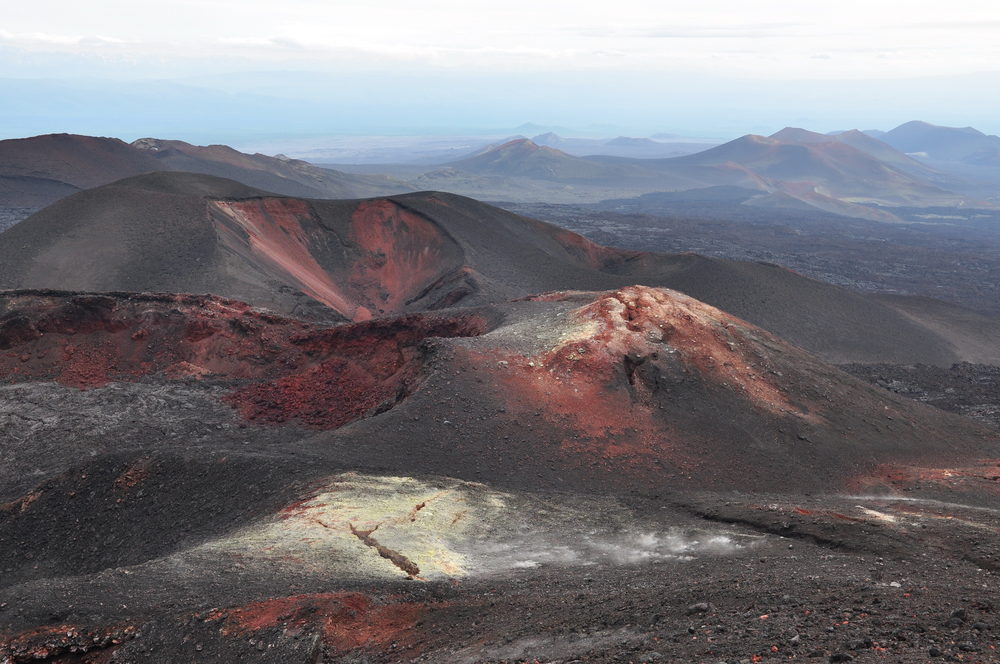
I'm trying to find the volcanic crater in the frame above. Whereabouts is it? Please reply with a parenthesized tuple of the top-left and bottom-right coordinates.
(4, 173, 998, 367)
(0, 290, 497, 429)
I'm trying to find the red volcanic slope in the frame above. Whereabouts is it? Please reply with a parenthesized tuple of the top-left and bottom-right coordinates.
(1, 171, 995, 365)
(0, 592, 431, 662)
(210, 197, 465, 322)
(472, 287, 816, 469)
(0, 172, 627, 324)
(212, 198, 365, 319)
(416, 286, 997, 493)
(1, 623, 141, 663)
(2, 287, 993, 495)
(0, 291, 492, 428)
(199, 593, 431, 651)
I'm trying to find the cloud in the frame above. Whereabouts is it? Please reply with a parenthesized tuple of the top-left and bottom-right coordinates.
(892, 20, 1000, 30)
(268, 36, 304, 50)
(77, 35, 125, 46)
(567, 22, 809, 40)
(0, 30, 81, 46)
(637, 22, 809, 39)
(3, 4, 1000, 83)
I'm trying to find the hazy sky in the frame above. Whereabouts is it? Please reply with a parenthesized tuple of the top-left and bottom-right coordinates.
(4, 1, 1000, 142)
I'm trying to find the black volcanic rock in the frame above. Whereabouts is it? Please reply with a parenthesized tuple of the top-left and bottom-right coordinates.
(0, 287, 997, 663)
(0, 286, 994, 497)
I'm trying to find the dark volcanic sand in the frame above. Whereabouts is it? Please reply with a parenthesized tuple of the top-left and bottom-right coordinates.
(1, 288, 998, 663)
(2, 497, 998, 664)
(844, 363, 1000, 430)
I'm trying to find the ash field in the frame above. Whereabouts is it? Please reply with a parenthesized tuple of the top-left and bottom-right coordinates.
(0, 152, 998, 663)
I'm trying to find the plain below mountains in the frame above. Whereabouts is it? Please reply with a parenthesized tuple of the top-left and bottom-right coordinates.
(1, 170, 999, 366)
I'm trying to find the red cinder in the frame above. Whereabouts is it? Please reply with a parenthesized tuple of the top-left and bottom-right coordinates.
(0, 292, 490, 428)
(0, 623, 139, 663)
(348, 199, 455, 316)
(210, 197, 465, 321)
(212, 198, 365, 319)
(856, 459, 1000, 497)
(475, 287, 816, 466)
(204, 593, 430, 652)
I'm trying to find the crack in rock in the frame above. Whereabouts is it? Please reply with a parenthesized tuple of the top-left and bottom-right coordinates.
(405, 489, 452, 523)
(348, 522, 422, 579)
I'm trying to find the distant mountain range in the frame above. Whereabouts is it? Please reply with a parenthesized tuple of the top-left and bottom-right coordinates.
(439, 129, 975, 220)
(1, 122, 998, 221)
(529, 132, 715, 159)
(646, 128, 965, 218)
(870, 120, 1000, 166)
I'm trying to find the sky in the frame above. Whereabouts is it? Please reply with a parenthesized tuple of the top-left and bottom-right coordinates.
(3, 1, 1000, 144)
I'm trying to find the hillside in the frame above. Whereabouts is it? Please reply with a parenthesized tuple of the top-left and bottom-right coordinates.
(449, 138, 668, 183)
(878, 120, 1000, 164)
(0, 287, 993, 495)
(1, 287, 997, 662)
(0, 133, 413, 208)
(664, 133, 962, 207)
(1, 171, 997, 365)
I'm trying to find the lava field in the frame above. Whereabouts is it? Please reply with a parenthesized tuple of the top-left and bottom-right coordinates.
(1, 179, 998, 663)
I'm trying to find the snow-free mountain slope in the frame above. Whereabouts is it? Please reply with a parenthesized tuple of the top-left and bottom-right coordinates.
(1, 171, 997, 365)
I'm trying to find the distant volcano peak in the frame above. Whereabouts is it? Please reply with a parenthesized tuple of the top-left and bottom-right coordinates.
(491, 138, 549, 153)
